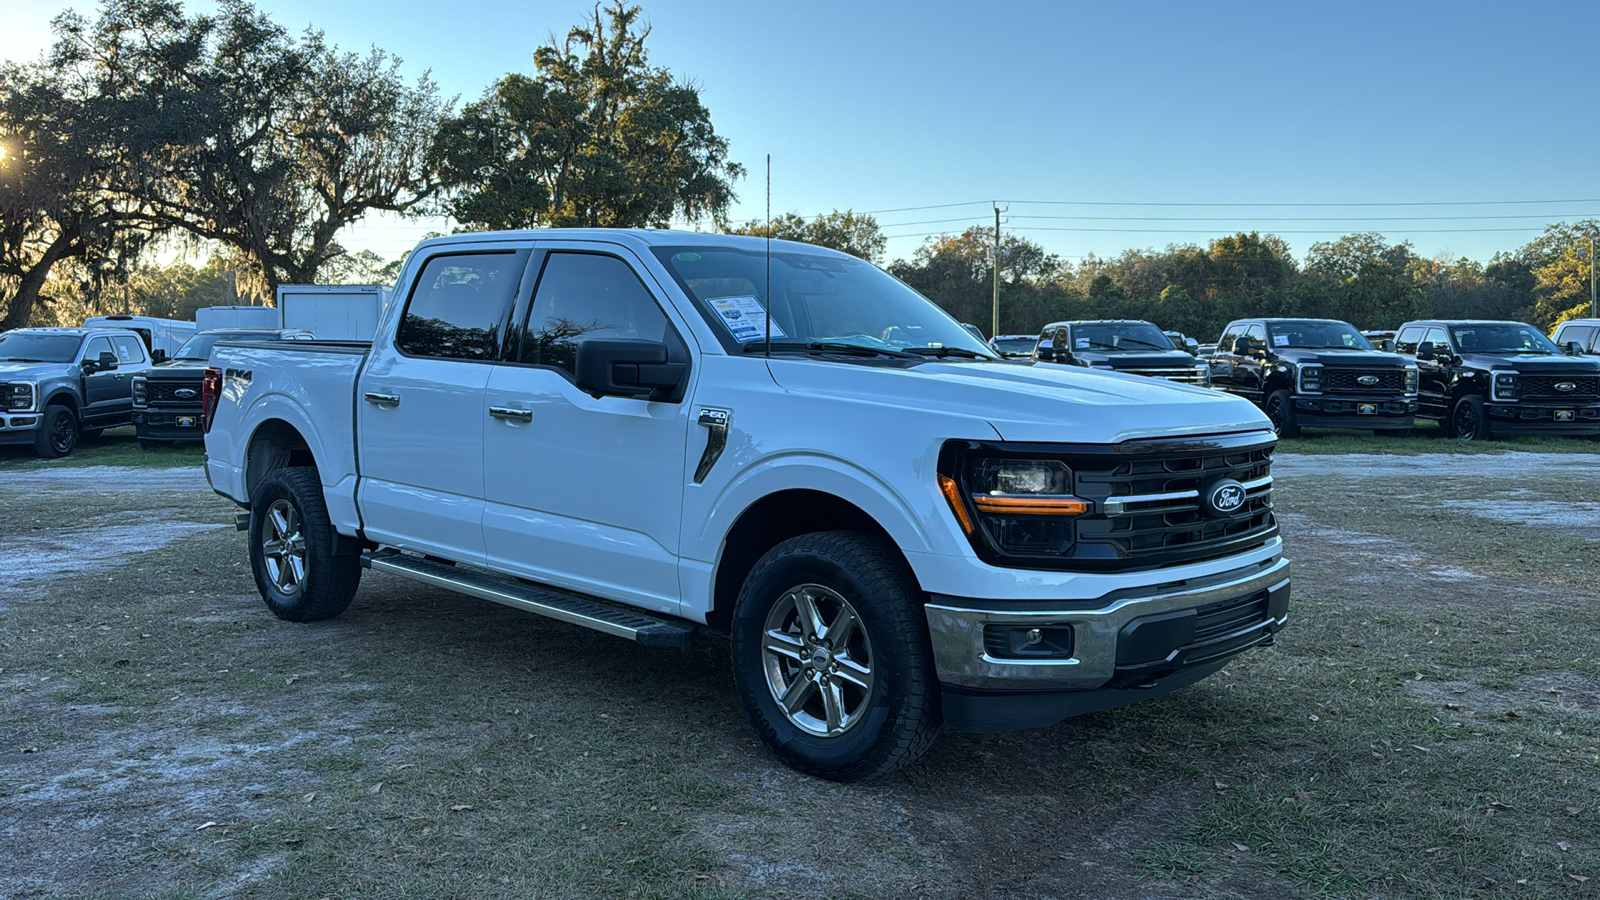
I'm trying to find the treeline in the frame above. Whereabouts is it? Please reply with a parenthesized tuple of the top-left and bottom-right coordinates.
(888, 223, 1599, 342)
(0, 0, 740, 329)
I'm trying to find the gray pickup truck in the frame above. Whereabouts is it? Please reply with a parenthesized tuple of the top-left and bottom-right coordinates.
(0, 326, 153, 457)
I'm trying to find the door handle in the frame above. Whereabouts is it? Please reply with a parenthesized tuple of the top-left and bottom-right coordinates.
(364, 392, 401, 408)
(488, 406, 532, 423)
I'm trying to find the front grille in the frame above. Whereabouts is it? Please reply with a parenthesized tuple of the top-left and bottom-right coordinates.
(1121, 367, 1208, 384)
(1069, 439, 1277, 569)
(1519, 374, 1600, 401)
(1324, 368, 1404, 393)
(146, 380, 203, 405)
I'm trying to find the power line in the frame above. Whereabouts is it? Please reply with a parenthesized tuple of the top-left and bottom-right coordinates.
(1007, 225, 1571, 235)
(1007, 212, 1600, 223)
(999, 196, 1600, 208)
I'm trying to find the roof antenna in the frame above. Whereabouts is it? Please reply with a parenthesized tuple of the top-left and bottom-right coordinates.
(764, 153, 772, 359)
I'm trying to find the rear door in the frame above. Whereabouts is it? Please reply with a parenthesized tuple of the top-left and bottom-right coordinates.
(356, 243, 534, 566)
(481, 243, 695, 615)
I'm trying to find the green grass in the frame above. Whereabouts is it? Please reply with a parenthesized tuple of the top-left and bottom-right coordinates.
(1277, 417, 1600, 455)
(0, 425, 203, 470)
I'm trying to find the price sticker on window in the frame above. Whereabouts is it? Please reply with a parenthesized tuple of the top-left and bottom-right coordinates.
(708, 295, 785, 343)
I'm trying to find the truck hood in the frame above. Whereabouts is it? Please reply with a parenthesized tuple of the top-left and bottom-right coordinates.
(767, 358, 1271, 443)
(1460, 352, 1600, 373)
(1271, 348, 1408, 367)
(0, 361, 74, 381)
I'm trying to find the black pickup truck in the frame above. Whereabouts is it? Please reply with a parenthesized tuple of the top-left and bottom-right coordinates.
(131, 328, 312, 446)
(1207, 318, 1417, 436)
(1032, 319, 1211, 385)
(1394, 319, 1600, 439)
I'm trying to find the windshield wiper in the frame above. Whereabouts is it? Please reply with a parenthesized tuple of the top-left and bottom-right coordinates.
(1114, 339, 1173, 350)
(0, 358, 47, 363)
(744, 341, 919, 359)
(903, 346, 990, 359)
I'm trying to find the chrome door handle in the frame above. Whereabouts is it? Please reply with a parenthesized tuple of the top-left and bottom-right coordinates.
(488, 406, 532, 423)
(364, 392, 400, 407)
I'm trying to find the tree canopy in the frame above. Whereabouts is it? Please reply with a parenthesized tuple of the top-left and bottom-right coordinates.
(728, 210, 886, 261)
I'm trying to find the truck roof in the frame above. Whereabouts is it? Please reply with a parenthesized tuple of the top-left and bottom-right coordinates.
(7, 326, 140, 338)
(413, 228, 853, 259)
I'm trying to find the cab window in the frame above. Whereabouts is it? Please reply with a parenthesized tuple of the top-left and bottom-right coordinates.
(518, 252, 671, 376)
(84, 336, 115, 364)
(111, 335, 147, 364)
(395, 251, 529, 360)
(1395, 326, 1424, 354)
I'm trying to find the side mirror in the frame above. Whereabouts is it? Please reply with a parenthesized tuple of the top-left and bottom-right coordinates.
(575, 339, 686, 402)
(151, 349, 167, 364)
(1184, 338, 1199, 355)
(1416, 341, 1445, 361)
(1379, 339, 1396, 353)
(1564, 340, 1585, 356)
(86, 351, 118, 372)
(1232, 336, 1251, 356)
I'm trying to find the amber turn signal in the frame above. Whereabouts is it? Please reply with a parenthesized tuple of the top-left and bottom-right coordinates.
(970, 495, 1090, 516)
(938, 474, 975, 533)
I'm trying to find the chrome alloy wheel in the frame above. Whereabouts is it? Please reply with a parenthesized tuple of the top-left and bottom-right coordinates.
(261, 499, 307, 594)
(761, 583, 876, 737)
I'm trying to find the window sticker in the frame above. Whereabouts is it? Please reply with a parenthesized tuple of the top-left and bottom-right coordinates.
(1273, 335, 1289, 346)
(1075, 338, 1090, 349)
(707, 295, 786, 343)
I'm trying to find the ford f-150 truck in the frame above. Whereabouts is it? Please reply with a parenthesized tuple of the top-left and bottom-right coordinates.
(1033, 319, 1211, 386)
(0, 326, 153, 457)
(203, 229, 1291, 780)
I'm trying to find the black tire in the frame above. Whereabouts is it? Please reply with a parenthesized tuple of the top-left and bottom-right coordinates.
(1374, 428, 1411, 438)
(1451, 395, 1492, 441)
(33, 405, 78, 458)
(248, 466, 361, 622)
(1265, 389, 1299, 437)
(730, 531, 940, 782)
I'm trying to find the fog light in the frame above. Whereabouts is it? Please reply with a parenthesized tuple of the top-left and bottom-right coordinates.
(984, 625, 1074, 659)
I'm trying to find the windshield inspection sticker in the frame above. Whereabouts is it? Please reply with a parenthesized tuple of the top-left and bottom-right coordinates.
(1273, 335, 1289, 346)
(708, 295, 786, 343)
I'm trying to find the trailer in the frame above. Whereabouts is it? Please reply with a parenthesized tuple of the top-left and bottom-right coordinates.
(275, 285, 386, 342)
(83, 315, 198, 361)
(196, 306, 280, 331)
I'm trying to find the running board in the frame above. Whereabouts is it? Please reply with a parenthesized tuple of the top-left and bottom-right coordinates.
(361, 549, 695, 649)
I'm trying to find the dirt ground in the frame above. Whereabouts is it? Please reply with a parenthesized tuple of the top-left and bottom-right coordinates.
(2, 450, 1598, 899)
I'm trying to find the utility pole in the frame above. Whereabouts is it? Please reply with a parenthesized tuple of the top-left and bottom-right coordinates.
(992, 204, 1001, 339)
(1590, 235, 1596, 318)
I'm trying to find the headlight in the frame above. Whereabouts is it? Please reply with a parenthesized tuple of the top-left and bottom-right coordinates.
(4, 383, 34, 411)
(943, 458, 1087, 555)
(1298, 364, 1324, 392)
(1195, 362, 1212, 387)
(1404, 366, 1418, 395)
(132, 376, 147, 407)
(1493, 373, 1518, 400)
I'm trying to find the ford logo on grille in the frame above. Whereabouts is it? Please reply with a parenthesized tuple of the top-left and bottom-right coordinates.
(1555, 381, 1577, 392)
(1202, 479, 1247, 517)
(1357, 375, 1380, 386)
(174, 388, 197, 399)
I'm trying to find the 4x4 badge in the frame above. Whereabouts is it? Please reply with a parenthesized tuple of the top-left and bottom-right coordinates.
(1555, 381, 1577, 392)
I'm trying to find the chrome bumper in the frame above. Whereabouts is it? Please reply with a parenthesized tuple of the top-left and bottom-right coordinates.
(924, 556, 1291, 690)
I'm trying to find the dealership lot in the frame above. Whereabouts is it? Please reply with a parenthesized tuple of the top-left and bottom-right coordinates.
(2, 445, 1598, 899)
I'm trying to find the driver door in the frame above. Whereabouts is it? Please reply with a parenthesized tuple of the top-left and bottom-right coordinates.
(79, 335, 126, 428)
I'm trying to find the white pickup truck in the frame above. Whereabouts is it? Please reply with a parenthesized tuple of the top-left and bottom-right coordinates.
(203, 229, 1290, 780)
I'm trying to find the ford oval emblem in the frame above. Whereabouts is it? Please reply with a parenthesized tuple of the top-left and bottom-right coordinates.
(1357, 375, 1380, 386)
(1555, 381, 1577, 392)
(174, 388, 197, 399)
(1203, 479, 1247, 517)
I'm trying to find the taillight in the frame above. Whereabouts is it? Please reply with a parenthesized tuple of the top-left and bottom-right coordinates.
(202, 367, 223, 433)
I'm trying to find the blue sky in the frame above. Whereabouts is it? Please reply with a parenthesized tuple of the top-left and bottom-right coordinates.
(4, 0, 1595, 267)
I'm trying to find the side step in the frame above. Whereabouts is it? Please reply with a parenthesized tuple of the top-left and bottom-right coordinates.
(361, 549, 696, 649)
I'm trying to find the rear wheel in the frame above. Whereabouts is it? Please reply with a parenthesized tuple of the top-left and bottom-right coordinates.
(1451, 395, 1491, 440)
(33, 406, 78, 458)
(248, 466, 361, 622)
(730, 531, 940, 782)
(1265, 389, 1299, 437)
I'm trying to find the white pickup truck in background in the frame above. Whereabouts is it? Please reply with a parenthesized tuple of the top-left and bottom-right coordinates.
(202, 229, 1290, 780)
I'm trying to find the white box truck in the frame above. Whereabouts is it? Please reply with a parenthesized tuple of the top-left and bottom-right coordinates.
(275, 285, 386, 341)
(196, 305, 281, 331)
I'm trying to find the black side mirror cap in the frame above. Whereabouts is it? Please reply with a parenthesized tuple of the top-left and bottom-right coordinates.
(1379, 339, 1396, 353)
(575, 339, 687, 402)
(151, 349, 167, 363)
(1232, 336, 1251, 356)
(1416, 341, 1436, 360)
(1564, 340, 1585, 356)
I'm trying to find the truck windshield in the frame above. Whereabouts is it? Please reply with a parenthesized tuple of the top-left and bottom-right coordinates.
(0, 332, 84, 363)
(173, 331, 281, 361)
(1266, 321, 1374, 350)
(1449, 324, 1560, 354)
(992, 337, 1037, 357)
(1071, 322, 1173, 351)
(652, 247, 996, 358)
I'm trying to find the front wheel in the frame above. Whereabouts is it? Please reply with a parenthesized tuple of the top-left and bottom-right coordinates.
(33, 406, 78, 458)
(1451, 395, 1492, 440)
(248, 467, 361, 622)
(1265, 389, 1299, 437)
(730, 531, 940, 781)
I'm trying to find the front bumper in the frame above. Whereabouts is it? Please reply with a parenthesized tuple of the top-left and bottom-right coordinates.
(132, 407, 205, 442)
(1485, 402, 1600, 436)
(924, 556, 1290, 731)
(1292, 395, 1417, 429)
(0, 412, 41, 445)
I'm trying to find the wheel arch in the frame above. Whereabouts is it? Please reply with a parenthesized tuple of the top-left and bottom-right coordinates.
(244, 418, 319, 500)
(706, 489, 906, 633)
(40, 387, 80, 413)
